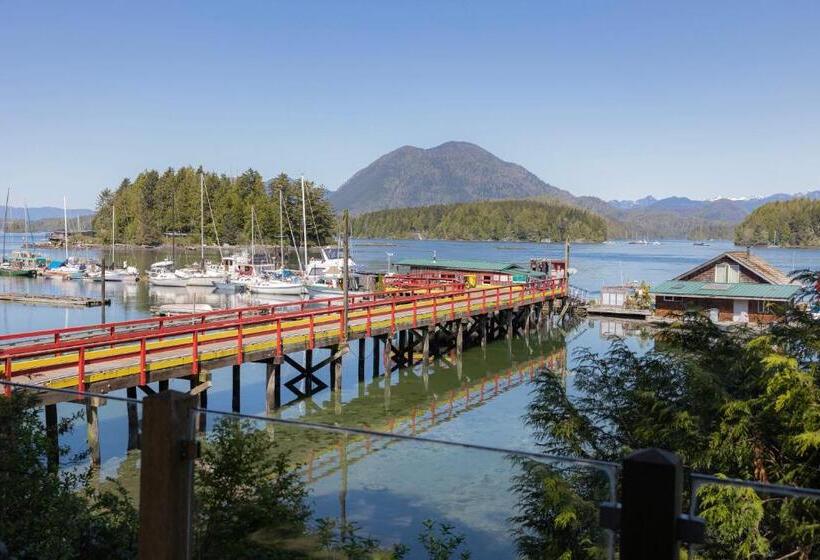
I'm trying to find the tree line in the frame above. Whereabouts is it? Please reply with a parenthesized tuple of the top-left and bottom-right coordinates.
(91, 167, 337, 248)
(351, 199, 609, 242)
(735, 198, 820, 247)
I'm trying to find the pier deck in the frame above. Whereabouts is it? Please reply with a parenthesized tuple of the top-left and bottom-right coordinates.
(2, 279, 566, 404)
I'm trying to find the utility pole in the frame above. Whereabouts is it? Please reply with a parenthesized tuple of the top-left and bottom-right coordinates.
(342, 209, 350, 342)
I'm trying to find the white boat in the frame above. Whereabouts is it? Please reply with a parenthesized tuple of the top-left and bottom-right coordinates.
(248, 277, 304, 296)
(154, 303, 214, 316)
(174, 267, 226, 287)
(148, 260, 187, 288)
(304, 246, 360, 281)
(213, 279, 246, 293)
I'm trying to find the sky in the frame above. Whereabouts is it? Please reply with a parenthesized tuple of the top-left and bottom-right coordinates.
(1, 1, 819, 207)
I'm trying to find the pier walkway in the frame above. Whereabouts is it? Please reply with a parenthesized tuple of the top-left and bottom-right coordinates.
(2, 278, 566, 405)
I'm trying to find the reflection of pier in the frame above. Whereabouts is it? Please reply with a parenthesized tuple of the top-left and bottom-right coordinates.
(300, 349, 567, 484)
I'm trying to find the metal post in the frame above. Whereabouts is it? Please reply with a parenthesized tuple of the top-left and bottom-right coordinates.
(138, 390, 196, 560)
(620, 448, 683, 559)
(100, 256, 106, 324)
(342, 209, 350, 342)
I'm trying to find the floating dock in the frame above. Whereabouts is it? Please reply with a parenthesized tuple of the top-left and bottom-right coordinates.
(582, 305, 651, 319)
(0, 292, 111, 308)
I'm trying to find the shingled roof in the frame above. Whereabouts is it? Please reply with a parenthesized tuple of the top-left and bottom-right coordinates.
(674, 251, 793, 285)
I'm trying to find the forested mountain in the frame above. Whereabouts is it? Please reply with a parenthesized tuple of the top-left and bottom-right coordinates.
(734, 198, 820, 247)
(351, 199, 608, 242)
(330, 141, 572, 214)
(92, 167, 336, 247)
(330, 140, 818, 239)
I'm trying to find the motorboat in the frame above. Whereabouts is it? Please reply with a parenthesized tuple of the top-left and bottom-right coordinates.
(153, 303, 214, 316)
(148, 260, 188, 288)
(304, 246, 360, 282)
(248, 276, 304, 296)
(174, 266, 227, 287)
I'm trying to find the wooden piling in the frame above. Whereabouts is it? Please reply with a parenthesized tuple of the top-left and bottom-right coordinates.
(45, 403, 58, 472)
(127, 386, 140, 450)
(138, 390, 196, 560)
(86, 399, 101, 467)
(265, 360, 280, 413)
(304, 349, 313, 396)
(232, 364, 241, 413)
(372, 337, 380, 378)
(357, 338, 365, 382)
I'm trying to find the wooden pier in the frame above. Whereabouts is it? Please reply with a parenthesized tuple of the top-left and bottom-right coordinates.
(0, 292, 110, 308)
(1, 278, 567, 465)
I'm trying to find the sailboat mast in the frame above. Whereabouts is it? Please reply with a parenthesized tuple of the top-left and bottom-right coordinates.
(24, 203, 30, 248)
(63, 196, 68, 261)
(301, 175, 308, 272)
(111, 205, 116, 266)
(200, 173, 205, 273)
(279, 187, 284, 270)
(250, 205, 255, 267)
(2, 188, 9, 261)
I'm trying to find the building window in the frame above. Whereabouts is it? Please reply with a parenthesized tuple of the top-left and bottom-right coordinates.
(715, 263, 740, 283)
(752, 300, 771, 314)
(663, 296, 682, 302)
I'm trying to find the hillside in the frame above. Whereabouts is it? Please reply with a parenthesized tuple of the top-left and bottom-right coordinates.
(330, 141, 572, 214)
(734, 198, 820, 247)
(351, 199, 608, 243)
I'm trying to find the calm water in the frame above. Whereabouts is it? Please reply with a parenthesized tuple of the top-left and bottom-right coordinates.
(4, 234, 817, 557)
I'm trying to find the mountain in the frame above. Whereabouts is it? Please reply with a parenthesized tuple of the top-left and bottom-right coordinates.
(1, 206, 94, 221)
(735, 198, 820, 247)
(329, 141, 572, 214)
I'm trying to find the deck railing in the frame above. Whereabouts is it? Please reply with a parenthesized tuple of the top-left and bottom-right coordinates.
(2, 278, 566, 394)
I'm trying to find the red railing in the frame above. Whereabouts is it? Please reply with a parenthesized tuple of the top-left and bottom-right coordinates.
(1, 279, 566, 394)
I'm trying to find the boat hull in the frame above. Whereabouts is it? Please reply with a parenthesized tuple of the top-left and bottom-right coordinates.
(0, 268, 36, 277)
(249, 283, 304, 296)
(149, 277, 188, 288)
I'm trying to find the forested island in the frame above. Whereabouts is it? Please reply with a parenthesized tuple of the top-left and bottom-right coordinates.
(91, 167, 337, 247)
(734, 198, 820, 247)
(351, 199, 609, 242)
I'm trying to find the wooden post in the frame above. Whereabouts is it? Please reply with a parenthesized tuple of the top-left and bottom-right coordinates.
(372, 336, 380, 379)
(357, 338, 365, 382)
(620, 448, 683, 559)
(422, 327, 430, 364)
(86, 399, 101, 467)
(45, 404, 59, 472)
(265, 360, 280, 413)
(480, 315, 488, 347)
(127, 386, 140, 450)
(383, 336, 393, 376)
(506, 310, 513, 340)
(342, 209, 350, 342)
(100, 256, 106, 324)
(232, 364, 241, 413)
(138, 390, 196, 560)
(329, 345, 342, 392)
(456, 320, 464, 355)
(304, 349, 313, 396)
(398, 330, 407, 366)
(158, 379, 169, 392)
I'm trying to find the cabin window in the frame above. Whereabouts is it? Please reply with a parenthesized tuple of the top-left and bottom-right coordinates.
(714, 263, 740, 283)
(663, 296, 682, 302)
(752, 300, 771, 314)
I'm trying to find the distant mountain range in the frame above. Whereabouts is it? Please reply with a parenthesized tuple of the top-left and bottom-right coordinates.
(329, 141, 818, 240)
(2, 206, 94, 221)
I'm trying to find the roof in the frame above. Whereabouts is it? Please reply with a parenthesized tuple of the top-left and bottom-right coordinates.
(674, 251, 792, 285)
(395, 258, 546, 278)
(651, 280, 800, 301)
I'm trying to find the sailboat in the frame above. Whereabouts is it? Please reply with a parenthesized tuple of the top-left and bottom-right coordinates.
(43, 198, 84, 280)
(174, 174, 226, 287)
(0, 190, 37, 277)
(87, 205, 139, 282)
(246, 205, 304, 295)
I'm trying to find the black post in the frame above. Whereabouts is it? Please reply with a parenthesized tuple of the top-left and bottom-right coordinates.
(45, 404, 58, 473)
(232, 364, 241, 413)
(357, 338, 365, 382)
(620, 448, 683, 559)
(100, 256, 106, 324)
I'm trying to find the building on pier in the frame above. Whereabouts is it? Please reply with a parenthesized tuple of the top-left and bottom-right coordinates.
(651, 251, 799, 324)
(394, 258, 557, 286)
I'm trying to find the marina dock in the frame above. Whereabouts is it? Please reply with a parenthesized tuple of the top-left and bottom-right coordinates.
(0, 292, 110, 308)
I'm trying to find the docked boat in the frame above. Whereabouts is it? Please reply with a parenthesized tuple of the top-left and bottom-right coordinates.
(247, 277, 304, 296)
(304, 246, 360, 282)
(0, 263, 37, 277)
(153, 303, 214, 316)
(148, 260, 187, 288)
(213, 278, 246, 293)
(174, 267, 227, 287)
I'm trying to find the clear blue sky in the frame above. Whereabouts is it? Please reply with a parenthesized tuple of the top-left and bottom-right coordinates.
(2, 1, 819, 207)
